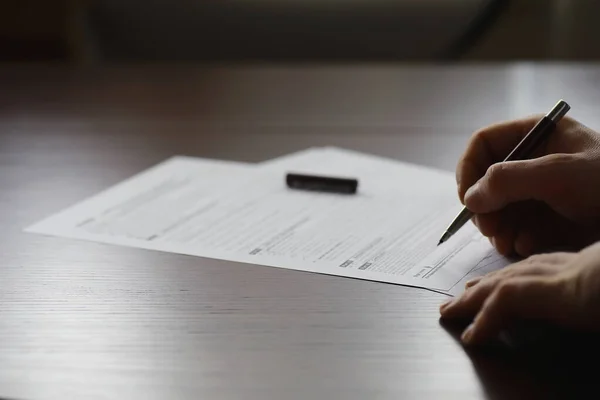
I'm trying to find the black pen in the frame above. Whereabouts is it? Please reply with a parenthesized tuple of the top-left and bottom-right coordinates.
(438, 99, 571, 245)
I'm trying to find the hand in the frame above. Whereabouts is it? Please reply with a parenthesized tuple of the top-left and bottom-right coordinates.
(439, 241, 600, 345)
(457, 115, 600, 257)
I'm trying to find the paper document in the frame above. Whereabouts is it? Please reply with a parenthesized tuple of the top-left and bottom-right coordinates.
(26, 147, 510, 295)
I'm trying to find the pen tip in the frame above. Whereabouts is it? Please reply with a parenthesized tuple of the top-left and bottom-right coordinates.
(437, 239, 443, 246)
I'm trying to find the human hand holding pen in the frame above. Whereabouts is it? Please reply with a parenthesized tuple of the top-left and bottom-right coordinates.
(456, 114, 600, 257)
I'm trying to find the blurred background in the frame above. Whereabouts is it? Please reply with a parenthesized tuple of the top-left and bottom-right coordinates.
(3, 0, 600, 64)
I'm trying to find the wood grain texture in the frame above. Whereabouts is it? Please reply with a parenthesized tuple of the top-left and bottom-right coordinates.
(0, 64, 599, 400)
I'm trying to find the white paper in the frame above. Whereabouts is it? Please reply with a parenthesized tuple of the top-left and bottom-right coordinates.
(26, 148, 511, 296)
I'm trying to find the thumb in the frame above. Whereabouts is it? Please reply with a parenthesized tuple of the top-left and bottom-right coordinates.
(464, 154, 575, 213)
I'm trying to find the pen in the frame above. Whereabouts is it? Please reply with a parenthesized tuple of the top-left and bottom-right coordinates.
(438, 99, 571, 245)
(286, 173, 358, 194)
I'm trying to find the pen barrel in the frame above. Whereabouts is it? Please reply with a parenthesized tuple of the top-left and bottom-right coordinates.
(503, 117, 555, 162)
(445, 207, 473, 235)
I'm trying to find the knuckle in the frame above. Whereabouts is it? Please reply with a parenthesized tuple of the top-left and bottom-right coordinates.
(471, 127, 488, 141)
(464, 277, 497, 301)
(495, 280, 518, 299)
(561, 115, 576, 125)
(543, 154, 578, 173)
(525, 254, 545, 265)
(551, 153, 577, 163)
(501, 267, 523, 279)
(556, 115, 578, 130)
(466, 128, 486, 153)
(485, 163, 506, 191)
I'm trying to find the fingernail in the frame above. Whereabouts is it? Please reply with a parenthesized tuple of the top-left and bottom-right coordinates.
(465, 278, 481, 288)
(439, 299, 454, 313)
(461, 324, 475, 344)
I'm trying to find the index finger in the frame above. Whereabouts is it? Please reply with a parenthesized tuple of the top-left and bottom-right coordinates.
(456, 115, 542, 202)
(461, 276, 566, 345)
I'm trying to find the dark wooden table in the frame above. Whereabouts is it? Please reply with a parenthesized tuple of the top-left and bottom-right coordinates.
(1, 64, 600, 400)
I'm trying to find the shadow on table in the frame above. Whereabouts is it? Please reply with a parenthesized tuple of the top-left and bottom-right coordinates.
(441, 319, 600, 400)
